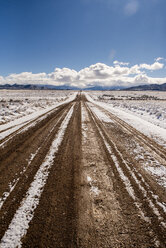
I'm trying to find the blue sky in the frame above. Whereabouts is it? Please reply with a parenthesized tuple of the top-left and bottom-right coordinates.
(0, 0, 165, 87)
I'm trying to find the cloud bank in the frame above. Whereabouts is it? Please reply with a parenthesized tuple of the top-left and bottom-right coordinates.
(0, 60, 165, 88)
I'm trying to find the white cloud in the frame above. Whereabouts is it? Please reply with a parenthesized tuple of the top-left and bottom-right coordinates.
(139, 62, 164, 70)
(113, 60, 129, 66)
(49, 68, 78, 84)
(155, 57, 164, 62)
(5, 72, 49, 85)
(0, 76, 5, 84)
(0, 59, 165, 88)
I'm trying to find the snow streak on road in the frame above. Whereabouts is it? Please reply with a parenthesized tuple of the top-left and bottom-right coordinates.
(0, 92, 166, 247)
(0, 105, 74, 248)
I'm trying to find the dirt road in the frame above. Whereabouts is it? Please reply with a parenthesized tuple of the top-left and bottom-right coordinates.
(0, 93, 166, 247)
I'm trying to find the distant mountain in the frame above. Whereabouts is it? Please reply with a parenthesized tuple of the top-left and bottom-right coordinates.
(84, 86, 110, 91)
(84, 85, 126, 91)
(125, 83, 166, 91)
(0, 84, 45, 90)
(1, 82, 166, 91)
(0, 84, 79, 90)
(0, 84, 123, 91)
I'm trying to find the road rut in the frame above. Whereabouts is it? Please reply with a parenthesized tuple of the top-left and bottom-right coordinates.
(0, 93, 165, 247)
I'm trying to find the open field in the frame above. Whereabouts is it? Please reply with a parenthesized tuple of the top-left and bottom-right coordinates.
(0, 90, 166, 247)
(0, 90, 74, 125)
(89, 91, 166, 129)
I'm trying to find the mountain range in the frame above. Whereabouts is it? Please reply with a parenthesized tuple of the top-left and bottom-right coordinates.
(0, 84, 79, 90)
(125, 83, 166, 91)
(0, 83, 166, 91)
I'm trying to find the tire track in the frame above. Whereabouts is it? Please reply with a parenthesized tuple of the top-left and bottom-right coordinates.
(0, 105, 75, 248)
(0, 100, 74, 164)
(21, 100, 81, 248)
(0, 102, 72, 205)
(0, 93, 165, 247)
(80, 102, 150, 247)
(0, 105, 70, 210)
(0, 119, 30, 134)
(0, 104, 64, 148)
(87, 102, 166, 203)
(94, 103, 166, 160)
(0, 102, 74, 241)
(86, 101, 166, 247)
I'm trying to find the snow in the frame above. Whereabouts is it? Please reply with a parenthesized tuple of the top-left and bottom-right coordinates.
(0, 91, 77, 145)
(0, 180, 19, 210)
(145, 165, 166, 188)
(86, 91, 166, 223)
(90, 106, 166, 230)
(87, 176, 92, 182)
(87, 176, 99, 196)
(85, 92, 166, 147)
(0, 90, 76, 125)
(0, 149, 40, 210)
(91, 186, 99, 195)
(89, 110, 137, 201)
(87, 103, 114, 123)
(129, 144, 166, 189)
(109, 100, 166, 129)
(81, 103, 88, 139)
(0, 105, 74, 248)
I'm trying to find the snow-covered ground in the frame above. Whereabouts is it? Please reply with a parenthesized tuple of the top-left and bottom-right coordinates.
(0, 90, 77, 146)
(85, 91, 166, 147)
(87, 91, 166, 129)
(0, 90, 75, 125)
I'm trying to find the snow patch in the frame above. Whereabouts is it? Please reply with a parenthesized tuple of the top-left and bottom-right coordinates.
(0, 92, 77, 145)
(145, 165, 166, 188)
(85, 92, 166, 147)
(81, 103, 89, 139)
(87, 176, 99, 196)
(87, 103, 114, 123)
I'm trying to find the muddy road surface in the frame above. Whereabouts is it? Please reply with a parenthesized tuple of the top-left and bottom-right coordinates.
(0, 93, 166, 247)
